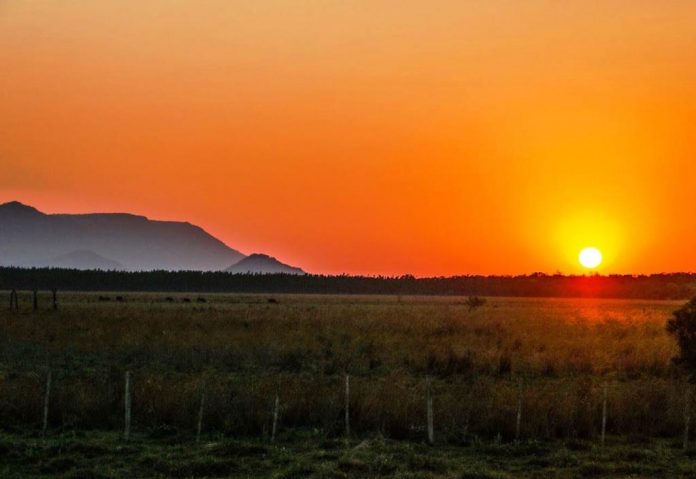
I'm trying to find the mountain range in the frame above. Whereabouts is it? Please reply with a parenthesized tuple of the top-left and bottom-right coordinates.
(0, 201, 304, 274)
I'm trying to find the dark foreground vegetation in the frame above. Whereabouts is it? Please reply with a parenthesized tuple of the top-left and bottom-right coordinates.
(3, 266, 696, 298)
(1, 293, 695, 476)
(3, 431, 696, 478)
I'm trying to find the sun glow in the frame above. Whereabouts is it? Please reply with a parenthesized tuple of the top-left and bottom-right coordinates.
(579, 247, 603, 269)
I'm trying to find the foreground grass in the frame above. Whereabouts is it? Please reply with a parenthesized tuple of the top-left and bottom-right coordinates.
(1, 294, 693, 476)
(1, 294, 687, 441)
(2, 430, 696, 478)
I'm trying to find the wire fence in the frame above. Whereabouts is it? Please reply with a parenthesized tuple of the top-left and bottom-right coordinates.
(0, 369, 691, 448)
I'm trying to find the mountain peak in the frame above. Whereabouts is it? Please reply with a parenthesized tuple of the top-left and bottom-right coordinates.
(0, 201, 44, 216)
(0, 203, 244, 271)
(246, 253, 273, 260)
(226, 253, 305, 275)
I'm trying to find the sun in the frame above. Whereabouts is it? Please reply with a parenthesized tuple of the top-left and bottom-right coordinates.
(579, 247, 602, 269)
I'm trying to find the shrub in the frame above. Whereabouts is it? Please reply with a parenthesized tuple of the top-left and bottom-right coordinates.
(666, 297, 696, 377)
(465, 296, 487, 312)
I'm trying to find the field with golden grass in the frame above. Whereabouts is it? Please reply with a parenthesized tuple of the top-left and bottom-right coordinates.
(1, 293, 694, 477)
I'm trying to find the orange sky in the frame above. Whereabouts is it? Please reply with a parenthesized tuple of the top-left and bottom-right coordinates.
(2, 1, 696, 276)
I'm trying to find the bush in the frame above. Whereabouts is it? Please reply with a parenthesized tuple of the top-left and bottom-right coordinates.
(666, 297, 696, 377)
(465, 296, 487, 312)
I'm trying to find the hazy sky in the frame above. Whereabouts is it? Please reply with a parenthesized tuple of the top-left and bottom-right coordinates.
(2, 1, 695, 275)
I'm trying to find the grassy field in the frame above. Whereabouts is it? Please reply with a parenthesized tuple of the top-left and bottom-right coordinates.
(0, 292, 693, 477)
(3, 431, 696, 478)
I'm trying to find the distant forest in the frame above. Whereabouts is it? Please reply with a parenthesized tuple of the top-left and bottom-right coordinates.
(1, 267, 696, 299)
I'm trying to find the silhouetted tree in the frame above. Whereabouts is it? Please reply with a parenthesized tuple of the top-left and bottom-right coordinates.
(667, 298, 696, 378)
(2, 267, 696, 299)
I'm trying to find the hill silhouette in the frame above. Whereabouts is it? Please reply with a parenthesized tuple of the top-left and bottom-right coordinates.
(226, 253, 305, 275)
(0, 201, 244, 271)
(50, 250, 123, 270)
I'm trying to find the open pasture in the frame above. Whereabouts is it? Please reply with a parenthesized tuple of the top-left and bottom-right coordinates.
(0, 293, 693, 477)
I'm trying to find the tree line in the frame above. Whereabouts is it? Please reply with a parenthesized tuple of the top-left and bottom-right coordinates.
(1, 267, 696, 299)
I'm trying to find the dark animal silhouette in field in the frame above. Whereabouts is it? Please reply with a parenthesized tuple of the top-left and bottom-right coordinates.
(182, 298, 191, 303)
(98, 296, 111, 302)
(196, 297, 207, 303)
(165, 297, 174, 302)
(268, 298, 278, 304)
(115, 296, 124, 302)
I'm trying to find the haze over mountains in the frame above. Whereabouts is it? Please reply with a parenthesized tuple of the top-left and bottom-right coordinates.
(0, 201, 304, 273)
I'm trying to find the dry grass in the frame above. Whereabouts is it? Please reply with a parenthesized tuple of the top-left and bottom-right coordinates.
(0, 293, 687, 442)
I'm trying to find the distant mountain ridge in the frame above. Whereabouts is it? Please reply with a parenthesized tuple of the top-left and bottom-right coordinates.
(50, 250, 124, 270)
(0, 201, 245, 271)
(226, 253, 305, 275)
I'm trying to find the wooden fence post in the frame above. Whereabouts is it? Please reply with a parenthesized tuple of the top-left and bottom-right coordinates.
(426, 376, 434, 445)
(271, 380, 280, 443)
(684, 385, 691, 451)
(124, 371, 132, 441)
(42, 371, 52, 437)
(51, 289, 58, 310)
(515, 378, 523, 442)
(345, 374, 351, 437)
(33, 289, 38, 311)
(462, 386, 472, 440)
(196, 380, 206, 444)
(9, 289, 18, 312)
(600, 382, 608, 448)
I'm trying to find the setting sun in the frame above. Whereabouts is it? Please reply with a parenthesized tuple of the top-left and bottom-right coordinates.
(579, 247, 603, 269)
